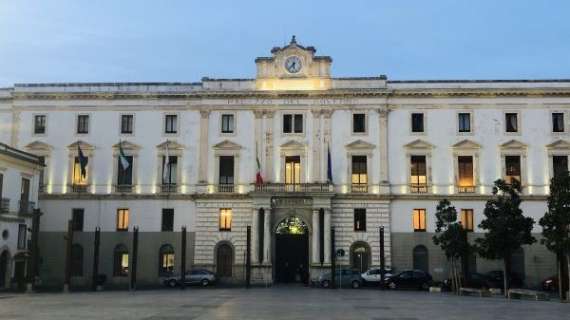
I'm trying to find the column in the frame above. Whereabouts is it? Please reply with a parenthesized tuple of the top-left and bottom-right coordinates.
(378, 107, 390, 193)
(198, 110, 210, 183)
(264, 111, 275, 182)
(323, 209, 331, 264)
(311, 209, 320, 264)
(262, 208, 271, 264)
(311, 109, 321, 183)
(251, 208, 260, 264)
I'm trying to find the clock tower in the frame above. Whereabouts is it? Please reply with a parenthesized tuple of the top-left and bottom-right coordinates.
(255, 36, 332, 90)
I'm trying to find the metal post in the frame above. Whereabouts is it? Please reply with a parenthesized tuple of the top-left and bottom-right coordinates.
(331, 227, 336, 289)
(130, 226, 138, 291)
(180, 226, 187, 290)
(92, 227, 100, 291)
(379, 226, 385, 289)
(63, 219, 73, 292)
(26, 209, 41, 293)
(246, 226, 251, 288)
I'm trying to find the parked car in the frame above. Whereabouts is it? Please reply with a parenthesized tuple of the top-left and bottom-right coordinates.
(443, 272, 492, 290)
(361, 267, 393, 284)
(384, 270, 432, 290)
(485, 270, 524, 288)
(312, 269, 363, 289)
(542, 275, 558, 292)
(161, 269, 216, 287)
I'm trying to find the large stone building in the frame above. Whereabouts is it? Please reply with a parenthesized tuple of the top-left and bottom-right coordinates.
(0, 37, 567, 288)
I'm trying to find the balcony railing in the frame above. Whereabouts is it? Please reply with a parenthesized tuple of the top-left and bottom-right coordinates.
(71, 184, 89, 193)
(254, 183, 332, 193)
(457, 185, 476, 193)
(19, 200, 35, 215)
(351, 183, 368, 193)
(160, 184, 178, 193)
(217, 184, 235, 193)
(115, 184, 133, 193)
(0, 198, 9, 214)
(409, 183, 429, 193)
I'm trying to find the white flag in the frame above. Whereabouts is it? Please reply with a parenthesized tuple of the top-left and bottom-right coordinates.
(162, 143, 170, 183)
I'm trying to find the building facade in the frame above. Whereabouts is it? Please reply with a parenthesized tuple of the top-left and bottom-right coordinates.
(0, 143, 42, 290)
(0, 38, 568, 288)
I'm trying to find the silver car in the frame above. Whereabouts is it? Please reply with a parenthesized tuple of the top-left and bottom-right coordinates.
(162, 269, 216, 287)
(313, 269, 363, 289)
(361, 267, 393, 284)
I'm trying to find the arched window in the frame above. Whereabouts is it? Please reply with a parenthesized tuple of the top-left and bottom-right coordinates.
(113, 244, 129, 277)
(158, 244, 175, 276)
(413, 245, 429, 273)
(216, 243, 233, 277)
(71, 244, 84, 277)
(511, 247, 525, 279)
(350, 242, 371, 273)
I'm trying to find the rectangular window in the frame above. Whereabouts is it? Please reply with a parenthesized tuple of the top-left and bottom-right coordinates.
(161, 209, 174, 232)
(351, 155, 368, 192)
(77, 115, 89, 134)
(410, 155, 427, 193)
(162, 156, 178, 186)
(121, 114, 134, 134)
(221, 114, 235, 133)
(354, 208, 366, 231)
(73, 156, 89, 185)
(505, 113, 518, 133)
(34, 115, 46, 134)
(553, 155, 568, 178)
(20, 178, 30, 204)
(219, 156, 234, 192)
(117, 156, 133, 186)
(412, 209, 426, 232)
(353, 113, 366, 133)
(285, 156, 301, 190)
(72, 208, 84, 232)
(116, 208, 129, 231)
(283, 114, 303, 133)
(219, 208, 232, 231)
(458, 113, 471, 133)
(460, 209, 474, 232)
(505, 155, 521, 184)
(552, 113, 564, 133)
(165, 114, 177, 134)
(457, 156, 475, 192)
(411, 113, 424, 133)
(17, 224, 27, 250)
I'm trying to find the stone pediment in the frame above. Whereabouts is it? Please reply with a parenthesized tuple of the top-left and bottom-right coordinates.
(213, 140, 242, 150)
(67, 140, 94, 151)
(500, 139, 527, 150)
(452, 139, 481, 149)
(404, 139, 434, 150)
(345, 139, 376, 150)
(156, 140, 184, 150)
(112, 141, 142, 151)
(546, 139, 570, 150)
(25, 140, 53, 152)
(280, 140, 306, 150)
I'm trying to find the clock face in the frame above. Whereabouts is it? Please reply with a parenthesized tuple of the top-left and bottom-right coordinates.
(284, 56, 302, 73)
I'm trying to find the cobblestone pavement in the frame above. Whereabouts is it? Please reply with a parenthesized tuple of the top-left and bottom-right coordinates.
(0, 286, 569, 320)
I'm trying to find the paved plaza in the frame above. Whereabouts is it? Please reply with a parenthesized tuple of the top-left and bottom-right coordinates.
(0, 287, 569, 320)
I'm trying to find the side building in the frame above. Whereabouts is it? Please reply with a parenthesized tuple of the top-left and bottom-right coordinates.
(0, 143, 42, 290)
(0, 38, 568, 289)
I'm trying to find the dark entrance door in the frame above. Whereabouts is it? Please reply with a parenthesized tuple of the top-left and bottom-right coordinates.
(0, 251, 8, 288)
(14, 259, 26, 291)
(275, 216, 309, 283)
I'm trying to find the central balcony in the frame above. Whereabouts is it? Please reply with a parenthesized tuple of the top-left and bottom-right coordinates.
(254, 183, 332, 193)
(19, 200, 36, 215)
(0, 198, 9, 214)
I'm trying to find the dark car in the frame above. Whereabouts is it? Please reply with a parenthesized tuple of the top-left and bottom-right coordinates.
(161, 269, 216, 287)
(443, 272, 491, 290)
(542, 275, 558, 292)
(485, 270, 524, 288)
(385, 269, 432, 290)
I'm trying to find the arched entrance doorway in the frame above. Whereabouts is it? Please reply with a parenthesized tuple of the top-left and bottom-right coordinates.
(413, 245, 429, 273)
(0, 250, 9, 289)
(275, 216, 309, 283)
(350, 242, 371, 273)
(216, 242, 233, 278)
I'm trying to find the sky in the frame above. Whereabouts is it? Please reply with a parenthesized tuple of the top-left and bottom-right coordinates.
(1, 0, 569, 86)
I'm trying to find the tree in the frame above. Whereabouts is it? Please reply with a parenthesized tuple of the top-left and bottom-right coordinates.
(476, 179, 536, 297)
(432, 199, 472, 294)
(540, 172, 570, 301)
